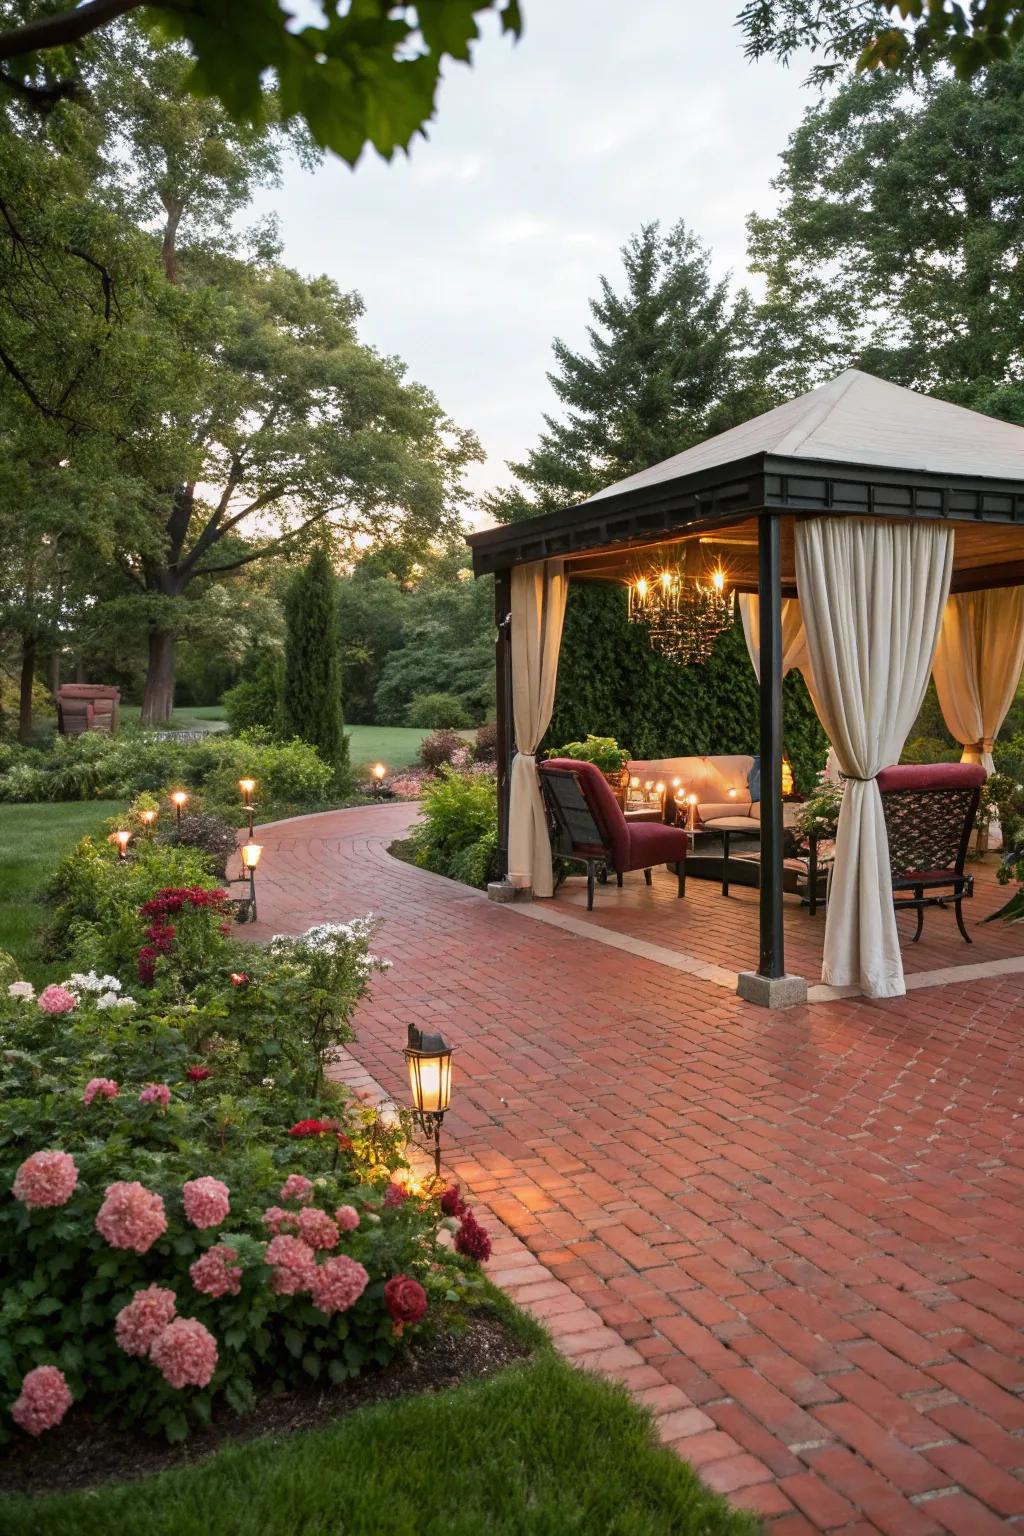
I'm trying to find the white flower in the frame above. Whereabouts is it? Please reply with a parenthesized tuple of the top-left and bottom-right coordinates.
(63, 971, 122, 996)
(7, 981, 34, 1001)
(113, 996, 136, 1009)
(96, 990, 135, 1010)
(262, 1076, 275, 1088)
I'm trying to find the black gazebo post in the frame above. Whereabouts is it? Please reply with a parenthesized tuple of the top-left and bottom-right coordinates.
(737, 513, 808, 1007)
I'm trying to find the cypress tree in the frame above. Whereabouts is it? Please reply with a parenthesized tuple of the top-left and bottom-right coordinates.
(283, 548, 348, 777)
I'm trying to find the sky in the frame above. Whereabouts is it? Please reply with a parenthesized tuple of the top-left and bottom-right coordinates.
(251, 2, 815, 511)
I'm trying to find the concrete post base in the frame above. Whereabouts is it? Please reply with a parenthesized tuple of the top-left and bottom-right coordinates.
(737, 971, 808, 1008)
(487, 880, 533, 903)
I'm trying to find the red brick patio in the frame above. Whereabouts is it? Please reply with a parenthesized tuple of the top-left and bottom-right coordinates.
(245, 802, 1024, 1534)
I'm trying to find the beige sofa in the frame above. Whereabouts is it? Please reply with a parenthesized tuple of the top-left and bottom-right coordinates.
(627, 754, 799, 828)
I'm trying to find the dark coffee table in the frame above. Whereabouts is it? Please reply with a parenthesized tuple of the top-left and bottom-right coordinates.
(690, 817, 761, 896)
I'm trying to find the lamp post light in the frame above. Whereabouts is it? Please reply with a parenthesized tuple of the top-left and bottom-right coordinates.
(237, 841, 262, 923)
(170, 789, 189, 827)
(139, 808, 157, 834)
(371, 763, 387, 799)
(403, 1024, 454, 1184)
(114, 829, 132, 860)
(239, 778, 257, 837)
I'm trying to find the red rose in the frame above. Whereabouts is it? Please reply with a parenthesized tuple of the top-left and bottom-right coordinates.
(384, 1275, 427, 1326)
(383, 1182, 407, 1209)
(289, 1118, 338, 1138)
(455, 1210, 492, 1263)
(230, 972, 248, 987)
(439, 1184, 467, 1217)
(186, 1065, 212, 1083)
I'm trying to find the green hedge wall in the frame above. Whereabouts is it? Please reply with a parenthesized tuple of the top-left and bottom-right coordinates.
(545, 583, 828, 794)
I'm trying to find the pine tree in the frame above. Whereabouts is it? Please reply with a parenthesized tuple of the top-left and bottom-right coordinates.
(283, 549, 348, 778)
(485, 220, 764, 521)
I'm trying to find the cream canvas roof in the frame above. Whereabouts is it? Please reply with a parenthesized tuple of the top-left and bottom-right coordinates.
(585, 369, 1024, 502)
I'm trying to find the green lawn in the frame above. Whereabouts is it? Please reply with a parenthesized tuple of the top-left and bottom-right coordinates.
(0, 801, 125, 981)
(120, 704, 228, 733)
(346, 724, 448, 774)
(0, 1353, 755, 1536)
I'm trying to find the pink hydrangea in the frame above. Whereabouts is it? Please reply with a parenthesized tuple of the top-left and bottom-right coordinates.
(114, 1285, 177, 1357)
(149, 1317, 218, 1390)
(83, 1077, 119, 1106)
(10, 1365, 72, 1436)
(279, 1173, 313, 1204)
(310, 1254, 369, 1316)
(12, 1150, 78, 1209)
(190, 1245, 242, 1298)
(262, 1205, 297, 1236)
(37, 985, 77, 1015)
(265, 1234, 316, 1295)
(182, 1177, 230, 1230)
(96, 1180, 167, 1254)
(296, 1206, 339, 1251)
(335, 1204, 360, 1231)
(139, 1082, 171, 1107)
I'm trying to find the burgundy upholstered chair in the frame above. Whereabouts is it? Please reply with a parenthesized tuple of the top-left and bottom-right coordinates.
(539, 758, 688, 911)
(877, 762, 985, 942)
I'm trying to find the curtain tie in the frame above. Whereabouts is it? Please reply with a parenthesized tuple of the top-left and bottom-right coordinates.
(840, 773, 876, 783)
(971, 738, 994, 754)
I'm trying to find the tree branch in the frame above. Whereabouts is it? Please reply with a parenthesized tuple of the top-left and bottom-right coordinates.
(0, 0, 143, 61)
(189, 513, 332, 576)
(0, 66, 81, 107)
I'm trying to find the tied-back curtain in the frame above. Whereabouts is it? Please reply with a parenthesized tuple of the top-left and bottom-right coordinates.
(737, 593, 817, 702)
(795, 519, 953, 998)
(509, 559, 567, 896)
(932, 588, 1024, 776)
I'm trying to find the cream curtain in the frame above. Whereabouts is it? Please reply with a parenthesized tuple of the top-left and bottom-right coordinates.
(737, 593, 814, 686)
(508, 559, 567, 896)
(932, 588, 1024, 776)
(795, 518, 953, 998)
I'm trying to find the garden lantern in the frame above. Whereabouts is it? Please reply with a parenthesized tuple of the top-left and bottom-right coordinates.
(372, 763, 387, 800)
(403, 1024, 454, 1182)
(139, 808, 157, 831)
(170, 789, 189, 826)
(114, 829, 131, 860)
(239, 777, 257, 835)
(233, 841, 263, 924)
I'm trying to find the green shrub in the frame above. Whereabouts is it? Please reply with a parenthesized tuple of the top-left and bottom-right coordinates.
(418, 729, 471, 773)
(406, 692, 472, 729)
(156, 811, 239, 879)
(0, 950, 20, 989)
(408, 769, 499, 888)
(0, 729, 337, 811)
(222, 645, 284, 737)
(547, 735, 629, 773)
(43, 837, 220, 975)
(901, 736, 961, 765)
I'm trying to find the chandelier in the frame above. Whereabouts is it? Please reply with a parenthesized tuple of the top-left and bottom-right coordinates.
(627, 563, 732, 664)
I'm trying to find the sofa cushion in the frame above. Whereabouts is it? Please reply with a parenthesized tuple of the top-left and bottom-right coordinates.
(697, 799, 752, 823)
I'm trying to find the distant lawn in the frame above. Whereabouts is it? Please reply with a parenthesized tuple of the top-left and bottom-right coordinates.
(120, 705, 228, 733)
(346, 724, 446, 774)
(0, 1353, 755, 1536)
(0, 802, 125, 982)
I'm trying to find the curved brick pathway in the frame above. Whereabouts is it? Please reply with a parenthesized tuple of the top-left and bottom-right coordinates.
(245, 804, 1024, 1534)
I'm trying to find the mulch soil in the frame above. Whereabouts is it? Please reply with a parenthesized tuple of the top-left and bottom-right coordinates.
(0, 1312, 531, 1499)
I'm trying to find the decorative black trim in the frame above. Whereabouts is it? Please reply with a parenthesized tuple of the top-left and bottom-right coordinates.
(468, 451, 1024, 576)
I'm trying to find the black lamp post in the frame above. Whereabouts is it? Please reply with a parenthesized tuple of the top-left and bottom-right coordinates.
(403, 1024, 454, 1183)
(239, 778, 257, 837)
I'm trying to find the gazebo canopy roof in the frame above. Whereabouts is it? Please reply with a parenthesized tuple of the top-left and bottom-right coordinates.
(469, 369, 1024, 593)
(587, 369, 1024, 501)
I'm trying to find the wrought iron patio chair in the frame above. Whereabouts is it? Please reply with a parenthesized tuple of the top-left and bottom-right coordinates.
(877, 763, 985, 942)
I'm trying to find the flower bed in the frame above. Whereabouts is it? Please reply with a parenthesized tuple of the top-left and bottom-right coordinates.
(1, 836, 490, 1447)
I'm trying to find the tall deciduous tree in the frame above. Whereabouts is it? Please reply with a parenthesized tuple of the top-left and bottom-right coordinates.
(484, 220, 768, 521)
(283, 548, 347, 777)
(747, 53, 1024, 420)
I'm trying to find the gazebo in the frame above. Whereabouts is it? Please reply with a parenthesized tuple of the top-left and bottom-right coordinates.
(468, 370, 1024, 1005)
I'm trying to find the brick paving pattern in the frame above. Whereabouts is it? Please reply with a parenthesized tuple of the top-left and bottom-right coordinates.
(245, 803, 1024, 1533)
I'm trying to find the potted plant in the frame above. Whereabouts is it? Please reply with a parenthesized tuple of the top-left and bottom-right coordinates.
(546, 735, 631, 804)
